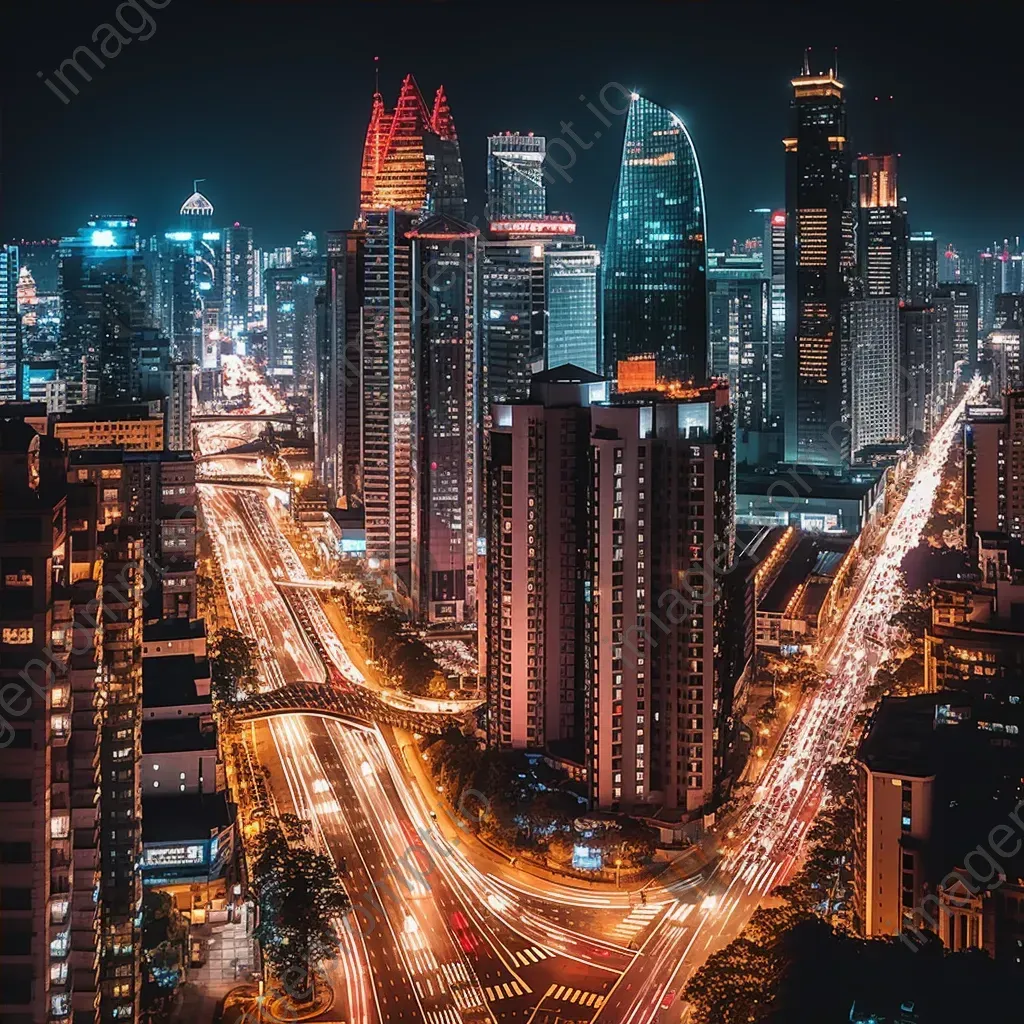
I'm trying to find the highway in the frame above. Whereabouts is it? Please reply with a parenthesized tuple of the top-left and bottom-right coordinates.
(199, 361, 979, 1023)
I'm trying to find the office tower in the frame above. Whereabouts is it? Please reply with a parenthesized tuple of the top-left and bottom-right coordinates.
(480, 219, 578, 409)
(14, 239, 61, 293)
(939, 244, 962, 284)
(899, 298, 955, 441)
(783, 61, 852, 468)
(907, 231, 938, 303)
(409, 215, 478, 622)
(58, 216, 142, 405)
(856, 154, 906, 299)
(998, 238, 1024, 293)
(360, 75, 467, 219)
(361, 208, 418, 599)
(17, 265, 38, 329)
(977, 249, 999, 333)
(1, 243, 22, 401)
(545, 246, 601, 373)
(707, 261, 770, 433)
(223, 223, 254, 337)
(265, 265, 322, 387)
(351, 76, 469, 603)
(936, 284, 979, 366)
(988, 328, 1022, 395)
(486, 133, 547, 221)
(767, 211, 786, 428)
(486, 371, 734, 812)
(849, 298, 901, 456)
(604, 91, 707, 384)
(315, 229, 363, 507)
(964, 390, 1024, 546)
(993, 292, 1024, 330)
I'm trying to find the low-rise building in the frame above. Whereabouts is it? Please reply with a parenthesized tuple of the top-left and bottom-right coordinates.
(50, 401, 165, 451)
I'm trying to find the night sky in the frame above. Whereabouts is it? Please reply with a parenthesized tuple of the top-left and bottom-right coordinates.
(3, 1, 1019, 253)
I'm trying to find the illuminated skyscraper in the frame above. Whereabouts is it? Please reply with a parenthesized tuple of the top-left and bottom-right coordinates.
(223, 223, 254, 336)
(545, 246, 600, 373)
(409, 215, 479, 622)
(604, 92, 707, 384)
(783, 60, 852, 468)
(0, 244, 21, 401)
(908, 231, 938, 303)
(360, 75, 466, 219)
(856, 154, 906, 299)
(486, 133, 546, 220)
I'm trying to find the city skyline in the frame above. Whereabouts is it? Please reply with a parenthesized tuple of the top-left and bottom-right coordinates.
(3, 3, 1020, 253)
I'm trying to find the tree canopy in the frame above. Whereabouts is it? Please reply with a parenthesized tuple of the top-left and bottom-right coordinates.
(210, 627, 260, 704)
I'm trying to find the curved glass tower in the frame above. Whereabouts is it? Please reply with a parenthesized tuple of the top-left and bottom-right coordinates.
(604, 93, 707, 384)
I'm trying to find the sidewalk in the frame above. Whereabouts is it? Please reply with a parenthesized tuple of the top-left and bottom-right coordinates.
(390, 725, 711, 894)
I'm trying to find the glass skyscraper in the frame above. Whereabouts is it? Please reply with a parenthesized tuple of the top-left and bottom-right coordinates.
(486, 133, 546, 221)
(603, 92, 707, 384)
(545, 246, 600, 373)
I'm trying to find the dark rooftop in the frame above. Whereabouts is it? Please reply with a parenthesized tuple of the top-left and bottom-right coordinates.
(144, 617, 206, 643)
(142, 717, 216, 754)
(53, 403, 159, 423)
(737, 469, 884, 502)
(143, 654, 211, 708)
(142, 791, 234, 844)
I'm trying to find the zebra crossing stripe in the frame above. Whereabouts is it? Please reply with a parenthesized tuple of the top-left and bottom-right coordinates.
(485, 987, 494, 1001)
(594, 996, 605, 1008)
(511, 981, 523, 996)
(554, 986, 566, 1001)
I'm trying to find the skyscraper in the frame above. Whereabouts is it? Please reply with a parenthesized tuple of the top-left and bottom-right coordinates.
(360, 75, 466, 219)
(223, 222, 254, 337)
(409, 215, 479, 622)
(783, 60, 852, 468)
(351, 75, 468, 606)
(768, 210, 787, 429)
(936, 283, 979, 366)
(849, 297, 901, 454)
(545, 246, 601, 373)
(977, 249, 999, 334)
(604, 92, 707, 384)
(900, 299, 955, 441)
(0, 244, 21, 401)
(856, 154, 906, 299)
(486, 133, 546, 221)
(907, 231, 938, 303)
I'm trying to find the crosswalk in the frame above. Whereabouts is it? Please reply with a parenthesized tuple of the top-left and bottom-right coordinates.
(610, 901, 662, 941)
(510, 945, 555, 967)
(484, 978, 532, 1001)
(542, 983, 606, 1008)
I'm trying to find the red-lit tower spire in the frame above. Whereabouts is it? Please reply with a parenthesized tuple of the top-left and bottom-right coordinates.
(430, 85, 457, 141)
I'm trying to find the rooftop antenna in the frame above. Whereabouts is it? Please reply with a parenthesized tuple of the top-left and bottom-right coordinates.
(193, 178, 205, 194)
(833, 46, 839, 79)
(374, 55, 380, 96)
(802, 47, 811, 75)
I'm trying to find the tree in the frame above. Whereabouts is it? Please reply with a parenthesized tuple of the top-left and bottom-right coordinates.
(251, 819, 350, 1002)
(211, 628, 260, 704)
(683, 938, 780, 1024)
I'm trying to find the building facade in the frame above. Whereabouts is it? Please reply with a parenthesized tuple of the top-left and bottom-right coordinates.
(783, 64, 852, 468)
(486, 133, 546, 221)
(604, 92, 707, 384)
(545, 246, 601, 374)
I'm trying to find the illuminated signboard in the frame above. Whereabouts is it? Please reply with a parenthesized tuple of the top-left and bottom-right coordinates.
(489, 219, 577, 237)
(143, 844, 206, 867)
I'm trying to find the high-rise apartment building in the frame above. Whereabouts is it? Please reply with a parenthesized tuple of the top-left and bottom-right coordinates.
(265, 264, 323, 387)
(1, 244, 23, 401)
(907, 231, 938, 303)
(604, 92, 707, 384)
(964, 390, 1024, 546)
(409, 215, 479, 622)
(486, 133, 546, 221)
(783, 62, 852, 468)
(849, 297, 901, 455)
(939, 244, 963, 284)
(545, 246, 601, 373)
(485, 371, 735, 813)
